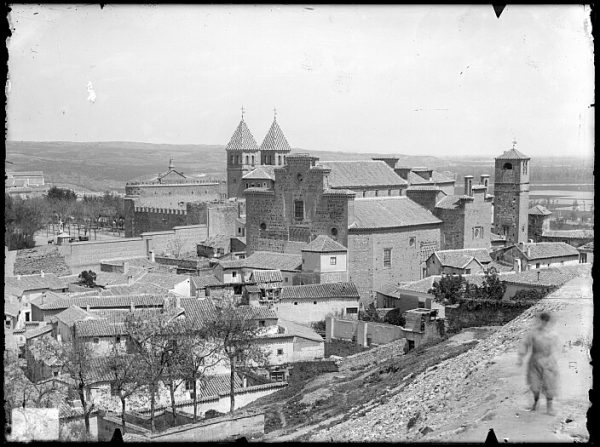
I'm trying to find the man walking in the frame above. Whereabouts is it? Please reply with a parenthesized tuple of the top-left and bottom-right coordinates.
(516, 311, 559, 415)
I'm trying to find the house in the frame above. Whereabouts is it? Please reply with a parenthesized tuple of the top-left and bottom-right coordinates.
(577, 242, 593, 264)
(254, 319, 324, 382)
(215, 251, 303, 290)
(500, 264, 591, 299)
(375, 279, 435, 315)
(52, 305, 98, 343)
(4, 273, 70, 323)
(528, 205, 552, 242)
(425, 248, 492, 277)
(299, 235, 348, 284)
(492, 242, 580, 271)
(190, 273, 224, 298)
(248, 270, 284, 302)
(197, 235, 233, 259)
(5, 301, 21, 330)
(540, 229, 594, 248)
(274, 282, 360, 325)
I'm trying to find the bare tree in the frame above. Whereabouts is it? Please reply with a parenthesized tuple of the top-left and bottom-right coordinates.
(175, 319, 222, 421)
(105, 340, 144, 433)
(124, 311, 179, 432)
(207, 303, 269, 414)
(166, 236, 185, 258)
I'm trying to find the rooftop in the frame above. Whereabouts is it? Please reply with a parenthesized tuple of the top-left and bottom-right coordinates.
(31, 293, 168, 311)
(528, 205, 552, 216)
(519, 242, 580, 260)
(242, 165, 276, 181)
(250, 269, 284, 284)
(54, 305, 98, 327)
(190, 274, 223, 289)
(320, 160, 407, 189)
(225, 119, 259, 151)
(275, 319, 323, 343)
(541, 229, 594, 240)
(259, 119, 291, 152)
(350, 196, 442, 230)
(435, 194, 472, 210)
(280, 282, 359, 300)
(221, 251, 303, 271)
(5, 273, 69, 297)
(502, 264, 591, 287)
(302, 235, 347, 253)
(496, 148, 530, 160)
(432, 248, 492, 268)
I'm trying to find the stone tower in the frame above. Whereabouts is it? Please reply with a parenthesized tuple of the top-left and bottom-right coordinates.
(226, 111, 259, 199)
(259, 111, 291, 167)
(492, 145, 530, 244)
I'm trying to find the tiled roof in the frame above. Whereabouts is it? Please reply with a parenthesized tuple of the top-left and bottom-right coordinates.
(520, 242, 580, 260)
(496, 148, 529, 159)
(54, 305, 97, 327)
(486, 261, 514, 273)
(232, 305, 279, 321)
(406, 185, 443, 191)
(245, 285, 262, 293)
(406, 171, 428, 185)
(70, 282, 167, 297)
(578, 241, 593, 252)
(5, 273, 69, 297)
(32, 294, 168, 311)
(350, 197, 442, 229)
(259, 119, 291, 152)
(435, 194, 471, 210)
(528, 205, 552, 216)
(280, 282, 359, 300)
(502, 264, 591, 287)
(190, 274, 223, 289)
(4, 302, 20, 317)
(25, 324, 53, 340)
(430, 171, 455, 184)
(541, 229, 594, 240)
(225, 119, 259, 151)
(302, 235, 347, 253)
(201, 373, 244, 397)
(241, 251, 302, 271)
(75, 319, 127, 338)
(321, 160, 407, 189)
(276, 319, 323, 342)
(243, 165, 276, 180)
(179, 298, 218, 324)
(250, 269, 284, 284)
(142, 273, 190, 290)
(433, 249, 492, 267)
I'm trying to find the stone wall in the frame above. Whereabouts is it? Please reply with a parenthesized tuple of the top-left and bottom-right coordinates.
(445, 298, 538, 333)
(274, 298, 360, 325)
(348, 225, 440, 304)
(326, 317, 403, 347)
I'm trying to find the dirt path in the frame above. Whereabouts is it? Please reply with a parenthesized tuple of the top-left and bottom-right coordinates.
(424, 277, 592, 443)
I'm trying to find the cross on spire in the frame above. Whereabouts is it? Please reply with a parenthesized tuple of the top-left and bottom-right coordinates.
(512, 139, 517, 149)
(241, 105, 245, 121)
(273, 107, 277, 121)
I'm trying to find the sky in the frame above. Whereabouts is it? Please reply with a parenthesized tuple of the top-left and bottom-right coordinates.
(6, 4, 594, 158)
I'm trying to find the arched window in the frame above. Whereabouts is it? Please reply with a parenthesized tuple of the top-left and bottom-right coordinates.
(230, 155, 234, 164)
(331, 227, 338, 238)
(237, 155, 242, 164)
(503, 162, 513, 170)
(260, 222, 267, 230)
(245, 155, 249, 165)
(278, 155, 282, 165)
(251, 155, 255, 165)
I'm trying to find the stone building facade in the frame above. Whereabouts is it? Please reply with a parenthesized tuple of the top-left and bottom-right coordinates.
(528, 205, 552, 243)
(492, 147, 530, 245)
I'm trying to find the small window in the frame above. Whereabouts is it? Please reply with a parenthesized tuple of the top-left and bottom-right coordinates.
(383, 248, 392, 267)
(388, 190, 392, 196)
(260, 222, 267, 230)
(185, 379, 194, 391)
(263, 182, 267, 188)
(278, 155, 282, 165)
(271, 371, 285, 382)
(110, 383, 119, 396)
(346, 307, 358, 314)
(245, 183, 249, 189)
(330, 256, 337, 265)
(116, 336, 121, 344)
(331, 227, 338, 237)
(503, 162, 513, 170)
(375, 190, 379, 197)
(313, 301, 317, 305)
(230, 155, 234, 163)
(277, 349, 283, 355)
(238, 227, 241, 234)
(294, 302, 298, 305)
(536, 263, 540, 269)
(284, 277, 288, 283)
(294, 201, 304, 221)
(409, 237, 416, 247)
(232, 271, 237, 278)
(245, 155, 249, 165)
(523, 161, 528, 174)
(251, 155, 255, 165)
(53, 371, 59, 377)
(259, 320, 266, 327)
(362, 191, 366, 197)
(93, 338, 100, 344)
(25, 313, 30, 322)
(465, 269, 471, 274)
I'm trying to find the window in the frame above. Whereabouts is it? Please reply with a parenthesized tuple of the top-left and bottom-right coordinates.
(251, 155, 255, 165)
(93, 338, 100, 344)
(536, 263, 540, 269)
(294, 302, 298, 306)
(238, 227, 241, 234)
(53, 371, 59, 377)
(409, 237, 416, 247)
(232, 271, 237, 278)
(245, 183, 249, 189)
(259, 320, 266, 327)
(5, 320, 10, 330)
(25, 312, 30, 322)
(116, 336, 121, 344)
(313, 301, 317, 305)
(375, 190, 379, 197)
(473, 226, 483, 239)
(110, 383, 119, 396)
(263, 182, 266, 188)
(362, 191, 366, 197)
(278, 155, 282, 165)
(237, 155, 241, 164)
(503, 162, 513, 170)
(331, 227, 338, 237)
(465, 269, 471, 274)
(245, 155, 249, 165)
(346, 307, 358, 314)
(294, 201, 304, 220)
(271, 371, 285, 382)
(383, 248, 392, 267)
(185, 379, 194, 391)
(330, 256, 337, 265)
(277, 349, 283, 355)
(260, 222, 267, 230)
(523, 161, 528, 174)
(388, 190, 392, 196)
(230, 155, 234, 163)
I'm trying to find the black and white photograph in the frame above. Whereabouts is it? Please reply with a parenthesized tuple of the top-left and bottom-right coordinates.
(4, 4, 594, 443)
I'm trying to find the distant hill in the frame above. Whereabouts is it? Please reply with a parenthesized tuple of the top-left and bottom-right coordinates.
(5, 141, 593, 193)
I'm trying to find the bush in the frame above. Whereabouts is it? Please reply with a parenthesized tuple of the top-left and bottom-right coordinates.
(512, 287, 555, 301)
(311, 320, 326, 333)
(383, 308, 406, 327)
(429, 274, 466, 304)
(78, 270, 98, 288)
(358, 303, 381, 322)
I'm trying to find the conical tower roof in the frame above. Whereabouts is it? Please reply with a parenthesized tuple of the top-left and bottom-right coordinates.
(260, 119, 291, 152)
(225, 119, 259, 151)
(496, 148, 529, 160)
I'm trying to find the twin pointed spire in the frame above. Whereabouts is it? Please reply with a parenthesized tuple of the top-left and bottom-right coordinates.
(225, 107, 290, 153)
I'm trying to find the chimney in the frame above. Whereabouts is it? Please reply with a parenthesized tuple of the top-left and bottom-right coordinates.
(412, 167, 433, 181)
(372, 157, 399, 170)
(394, 167, 412, 180)
(480, 174, 490, 190)
(464, 175, 474, 196)
(148, 250, 155, 263)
